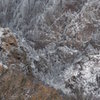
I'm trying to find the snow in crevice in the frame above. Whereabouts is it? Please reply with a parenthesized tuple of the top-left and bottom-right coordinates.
(0, 28, 4, 38)
(0, 62, 8, 69)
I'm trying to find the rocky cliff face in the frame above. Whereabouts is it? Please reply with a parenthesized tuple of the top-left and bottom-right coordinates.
(0, 0, 100, 99)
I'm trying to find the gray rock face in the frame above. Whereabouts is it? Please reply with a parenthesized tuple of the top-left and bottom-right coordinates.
(0, 0, 100, 98)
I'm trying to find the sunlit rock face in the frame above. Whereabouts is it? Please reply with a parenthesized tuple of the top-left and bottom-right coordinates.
(0, 0, 100, 99)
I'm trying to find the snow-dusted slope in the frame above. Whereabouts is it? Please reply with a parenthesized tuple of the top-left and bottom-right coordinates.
(64, 54, 100, 95)
(0, 0, 100, 98)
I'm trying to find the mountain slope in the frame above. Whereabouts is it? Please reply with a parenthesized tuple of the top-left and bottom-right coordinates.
(0, 0, 100, 99)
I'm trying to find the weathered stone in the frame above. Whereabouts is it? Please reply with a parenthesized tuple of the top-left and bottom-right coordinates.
(0, 27, 63, 100)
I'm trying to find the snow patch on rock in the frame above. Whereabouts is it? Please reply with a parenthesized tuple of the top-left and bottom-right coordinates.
(64, 54, 100, 95)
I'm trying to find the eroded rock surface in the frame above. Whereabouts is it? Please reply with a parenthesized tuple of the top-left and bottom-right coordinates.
(0, 0, 100, 99)
(0, 27, 63, 100)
